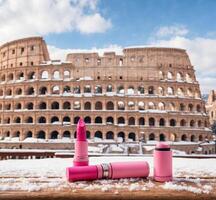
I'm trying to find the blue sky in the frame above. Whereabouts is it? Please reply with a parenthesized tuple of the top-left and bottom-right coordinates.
(0, 0, 215, 93)
(44, 0, 216, 49)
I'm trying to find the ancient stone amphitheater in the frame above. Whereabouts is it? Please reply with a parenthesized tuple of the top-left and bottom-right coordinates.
(0, 37, 213, 154)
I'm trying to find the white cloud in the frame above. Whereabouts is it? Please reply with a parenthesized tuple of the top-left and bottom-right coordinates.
(155, 25, 189, 38)
(150, 36, 216, 94)
(0, 0, 111, 43)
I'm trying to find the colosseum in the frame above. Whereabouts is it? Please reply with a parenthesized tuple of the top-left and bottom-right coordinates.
(206, 90, 216, 125)
(0, 36, 214, 154)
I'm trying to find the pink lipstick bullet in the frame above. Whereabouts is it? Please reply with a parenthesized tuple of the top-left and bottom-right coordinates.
(73, 118, 89, 166)
(66, 161, 149, 182)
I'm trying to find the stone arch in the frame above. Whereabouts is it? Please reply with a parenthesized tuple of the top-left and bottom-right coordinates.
(180, 119, 186, 127)
(25, 116, 33, 123)
(37, 131, 46, 139)
(139, 117, 145, 125)
(106, 116, 114, 124)
(138, 85, 144, 94)
(95, 116, 102, 124)
(106, 101, 114, 110)
(95, 131, 103, 139)
(51, 116, 59, 123)
(128, 117, 135, 125)
(117, 101, 125, 110)
(170, 119, 176, 126)
(117, 117, 125, 124)
(149, 117, 155, 126)
(181, 134, 187, 141)
(128, 132, 136, 141)
(95, 101, 102, 110)
(63, 116, 71, 123)
(106, 84, 113, 92)
(51, 131, 59, 139)
(95, 85, 102, 94)
(149, 133, 155, 140)
(84, 102, 91, 110)
(158, 102, 165, 110)
(84, 85, 91, 93)
(51, 101, 59, 109)
(38, 116, 46, 123)
(26, 102, 34, 110)
(39, 102, 47, 109)
(138, 101, 145, 110)
(63, 101, 71, 109)
(84, 116, 91, 124)
(52, 85, 60, 94)
(159, 118, 165, 126)
(106, 131, 114, 139)
(117, 132, 125, 142)
(74, 116, 80, 124)
(117, 85, 124, 94)
(148, 86, 154, 95)
(27, 71, 35, 80)
(53, 71, 60, 79)
(191, 135, 196, 142)
(170, 133, 177, 142)
(159, 133, 166, 141)
(41, 71, 48, 79)
(39, 86, 47, 95)
(63, 131, 71, 138)
(15, 88, 22, 95)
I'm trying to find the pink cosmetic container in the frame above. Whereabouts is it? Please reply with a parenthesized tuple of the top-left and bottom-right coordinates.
(153, 142, 172, 182)
(66, 161, 149, 182)
(73, 118, 89, 166)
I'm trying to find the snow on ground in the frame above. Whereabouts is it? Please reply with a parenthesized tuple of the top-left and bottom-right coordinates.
(0, 156, 216, 194)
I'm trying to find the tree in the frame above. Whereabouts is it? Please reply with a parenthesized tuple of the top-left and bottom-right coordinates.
(211, 121, 216, 135)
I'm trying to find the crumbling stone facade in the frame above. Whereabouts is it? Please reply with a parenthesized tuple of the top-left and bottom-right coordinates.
(0, 37, 213, 153)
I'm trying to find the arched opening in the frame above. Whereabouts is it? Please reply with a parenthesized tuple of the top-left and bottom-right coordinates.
(199, 135, 203, 141)
(38, 116, 46, 123)
(95, 116, 102, 124)
(74, 116, 80, 124)
(15, 103, 22, 110)
(8, 73, 14, 81)
(51, 131, 59, 139)
(95, 85, 102, 94)
(14, 117, 21, 123)
(41, 71, 48, 79)
(84, 116, 91, 124)
(84, 85, 91, 93)
(118, 101, 125, 110)
(26, 102, 33, 110)
(53, 71, 60, 79)
(26, 117, 33, 123)
(148, 102, 155, 109)
(139, 117, 145, 126)
(106, 101, 114, 110)
(128, 132, 136, 141)
(196, 105, 201, 112)
(63, 131, 71, 138)
(128, 117, 135, 125)
(191, 135, 195, 142)
(180, 103, 185, 111)
(181, 134, 187, 141)
(37, 131, 45, 139)
(159, 118, 165, 126)
(26, 87, 34, 95)
(27, 72, 35, 80)
(149, 118, 155, 126)
(138, 85, 144, 94)
(188, 104, 193, 112)
(149, 133, 155, 141)
(167, 71, 173, 80)
(51, 116, 59, 124)
(17, 72, 24, 80)
(39, 86, 47, 95)
(177, 72, 183, 81)
(95, 101, 102, 110)
(63, 116, 70, 124)
(148, 86, 154, 95)
(106, 85, 113, 92)
(106, 131, 114, 140)
(127, 86, 135, 95)
(180, 119, 186, 127)
(6, 89, 12, 96)
(15, 88, 22, 95)
(158, 102, 165, 110)
(52, 85, 60, 95)
(170, 119, 176, 126)
(64, 70, 70, 79)
(63, 101, 71, 109)
(159, 133, 166, 141)
(106, 117, 114, 124)
(158, 87, 164, 96)
(73, 101, 81, 110)
(73, 86, 80, 94)
(39, 102, 47, 109)
(198, 120, 202, 127)
(94, 131, 103, 139)
(117, 117, 125, 124)
(117, 132, 125, 142)
(84, 102, 91, 110)
(26, 131, 32, 138)
(86, 131, 91, 139)
(117, 85, 124, 94)
(138, 101, 145, 110)
(190, 120, 195, 127)
(170, 133, 177, 142)
(63, 85, 71, 94)
(51, 101, 59, 109)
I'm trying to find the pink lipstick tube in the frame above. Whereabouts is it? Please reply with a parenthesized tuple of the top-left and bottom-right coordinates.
(66, 161, 149, 182)
(153, 142, 172, 182)
(73, 118, 89, 166)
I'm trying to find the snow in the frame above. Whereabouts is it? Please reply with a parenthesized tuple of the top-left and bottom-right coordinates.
(0, 156, 216, 193)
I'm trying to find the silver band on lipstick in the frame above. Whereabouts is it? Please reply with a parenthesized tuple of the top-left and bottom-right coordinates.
(101, 163, 110, 178)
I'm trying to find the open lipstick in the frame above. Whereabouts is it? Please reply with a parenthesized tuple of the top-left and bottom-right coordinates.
(66, 161, 149, 182)
(73, 118, 89, 166)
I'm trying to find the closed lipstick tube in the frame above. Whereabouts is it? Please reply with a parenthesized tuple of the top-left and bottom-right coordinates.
(73, 118, 89, 166)
(153, 142, 172, 182)
(66, 161, 149, 182)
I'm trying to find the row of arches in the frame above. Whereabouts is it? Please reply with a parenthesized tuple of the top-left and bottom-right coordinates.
(1, 115, 209, 128)
(0, 101, 204, 113)
(0, 84, 201, 98)
(2, 130, 207, 143)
